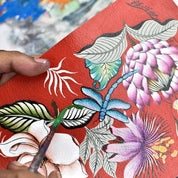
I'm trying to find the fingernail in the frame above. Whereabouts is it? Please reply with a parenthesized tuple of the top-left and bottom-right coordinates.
(34, 58, 50, 64)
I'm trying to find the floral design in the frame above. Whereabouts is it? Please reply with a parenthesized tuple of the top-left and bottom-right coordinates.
(0, 120, 87, 178)
(103, 111, 177, 178)
(123, 39, 178, 109)
(44, 57, 80, 97)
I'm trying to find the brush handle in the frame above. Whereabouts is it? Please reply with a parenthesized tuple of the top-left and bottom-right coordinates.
(28, 128, 56, 173)
(28, 108, 66, 173)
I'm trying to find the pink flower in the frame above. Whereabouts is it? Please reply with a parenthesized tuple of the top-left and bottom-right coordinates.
(0, 120, 88, 178)
(123, 39, 178, 109)
(103, 111, 177, 178)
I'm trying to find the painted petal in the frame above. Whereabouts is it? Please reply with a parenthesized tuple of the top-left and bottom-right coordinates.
(133, 73, 144, 89)
(126, 119, 143, 140)
(123, 79, 130, 88)
(28, 120, 50, 143)
(157, 56, 171, 74)
(158, 54, 174, 68)
(146, 41, 154, 49)
(139, 90, 150, 106)
(157, 40, 170, 47)
(131, 52, 140, 60)
(134, 43, 143, 52)
(134, 111, 144, 128)
(171, 80, 178, 92)
(162, 91, 170, 99)
(110, 126, 137, 142)
(59, 160, 88, 178)
(109, 153, 136, 162)
(40, 161, 57, 177)
(0, 133, 38, 157)
(126, 47, 134, 59)
(149, 39, 160, 44)
(160, 46, 178, 54)
(146, 52, 157, 67)
(139, 53, 147, 63)
(18, 153, 33, 165)
(136, 90, 144, 106)
(134, 62, 143, 74)
(141, 43, 150, 52)
(46, 133, 79, 165)
(142, 65, 157, 80)
(105, 142, 141, 156)
(170, 54, 178, 63)
(127, 83, 137, 103)
(151, 92, 161, 104)
(149, 48, 160, 55)
(124, 152, 142, 178)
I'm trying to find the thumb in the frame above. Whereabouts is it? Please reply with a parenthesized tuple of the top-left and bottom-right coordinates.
(0, 50, 50, 86)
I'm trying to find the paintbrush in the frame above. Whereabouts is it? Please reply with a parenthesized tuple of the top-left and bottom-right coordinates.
(28, 107, 64, 173)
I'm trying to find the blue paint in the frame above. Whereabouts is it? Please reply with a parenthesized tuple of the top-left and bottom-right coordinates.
(74, 70, 139, 123)
(0, 0, 46, 23)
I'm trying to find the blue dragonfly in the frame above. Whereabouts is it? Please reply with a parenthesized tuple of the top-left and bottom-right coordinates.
(74, 70, 138, 123)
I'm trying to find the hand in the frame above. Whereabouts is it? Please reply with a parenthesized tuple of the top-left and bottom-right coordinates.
(0, 50, 50, 86)
(0, 161, 61, 178)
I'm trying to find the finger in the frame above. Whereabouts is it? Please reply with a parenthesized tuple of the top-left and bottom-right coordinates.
(49, 170, 62, 178)
(7, 161, 28, 170)
(0, 72, 16, 87)
(0, 50, 50, 76)
(7, 162, 45, 178)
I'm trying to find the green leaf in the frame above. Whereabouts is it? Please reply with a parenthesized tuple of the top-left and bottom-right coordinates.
(126, 19, 178, 41)
(62, 105, 96, 129)
(0, 100, 54, 133)
(85, 59, 122, 90)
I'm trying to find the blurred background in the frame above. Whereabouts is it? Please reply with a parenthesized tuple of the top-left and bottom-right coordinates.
(0, 0, 115, 55)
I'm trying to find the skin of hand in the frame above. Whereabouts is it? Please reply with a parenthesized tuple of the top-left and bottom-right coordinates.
(0, 50, 59, 177)
(0, 50, 51, 86)
(0, 161, 62, 178)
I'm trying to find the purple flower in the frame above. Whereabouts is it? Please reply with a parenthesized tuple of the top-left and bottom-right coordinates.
(103, 111, 177, 178)
(123, 39, 178, 109)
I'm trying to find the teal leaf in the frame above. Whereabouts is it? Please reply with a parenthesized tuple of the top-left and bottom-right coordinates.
(85, 59, 122, 90)
(0, 100, 54, 133)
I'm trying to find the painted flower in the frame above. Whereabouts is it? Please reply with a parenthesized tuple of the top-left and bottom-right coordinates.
(0, 120, 88, 178)
(103, 111, 177, 178)
(123, 39, 178, 109)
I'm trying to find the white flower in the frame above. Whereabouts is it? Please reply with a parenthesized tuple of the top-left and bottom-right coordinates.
(0, 120, 88, 178)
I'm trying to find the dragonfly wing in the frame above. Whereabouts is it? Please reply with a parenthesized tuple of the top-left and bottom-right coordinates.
(81, 87, 103, 106)
(107, 110, 129, 123)
(73, 98, 101, 111)
(107, 99, 131, 110)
